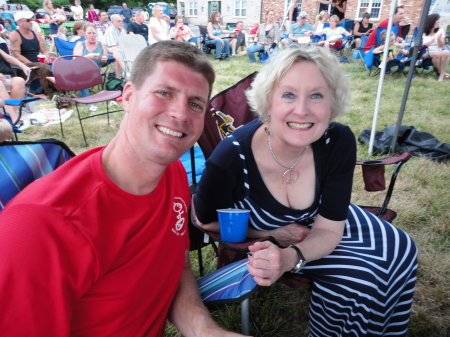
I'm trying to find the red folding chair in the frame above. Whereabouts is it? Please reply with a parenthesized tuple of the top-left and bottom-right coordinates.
(52, 55, 122, 145)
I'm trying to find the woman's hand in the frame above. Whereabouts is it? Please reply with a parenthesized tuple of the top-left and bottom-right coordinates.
(249, 223, 310, 246)
(247, 241, 297, 286)
(0, 73, 5, 83)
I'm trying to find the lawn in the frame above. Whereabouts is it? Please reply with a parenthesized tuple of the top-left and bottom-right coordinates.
(16, 53, 450, 337)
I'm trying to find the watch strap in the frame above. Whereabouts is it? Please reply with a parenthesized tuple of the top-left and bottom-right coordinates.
(287, 244, 306, 273)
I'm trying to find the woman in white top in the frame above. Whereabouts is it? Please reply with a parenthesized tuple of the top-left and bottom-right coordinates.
(148, 5, 170, 45)
(316, 15, 351, 49)
(423, 13, 449, 81)
(313, 10, 329, 33)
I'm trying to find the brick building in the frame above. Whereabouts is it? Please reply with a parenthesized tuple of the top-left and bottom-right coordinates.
(262, 0, 426, 33)
(179, 0, 441, 35)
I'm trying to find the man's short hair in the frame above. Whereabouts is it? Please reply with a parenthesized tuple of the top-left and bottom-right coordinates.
(130, 40, 215, 98)
(394, 5, 404, 15)
(111, 14, 121, 22)
(246, 47, 349, 121)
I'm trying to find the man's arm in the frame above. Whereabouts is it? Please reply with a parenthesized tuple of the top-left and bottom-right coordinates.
(169, 253, 249, 337)
(36, 32, 49, 61)
(9, 31, 30, 63)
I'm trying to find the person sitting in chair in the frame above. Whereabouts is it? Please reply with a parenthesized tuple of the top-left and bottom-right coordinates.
(286, 11, 314, 47)
(246, 10, 281, 63)
(423, 13, 450, 81)
(353, 12, 373, 49)
(230, 21, 246, 56)
(193, 47, 418, 337)
(0, 40, 247, 337)
(316, 15, 351, 49)
(205, 11, 231, 61)
(0, 49, 30, 121)
(104, 14, 127, 78)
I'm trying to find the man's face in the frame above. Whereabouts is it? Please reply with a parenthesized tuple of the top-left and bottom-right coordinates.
(236, 22, 244, 30)
(135, 12, 144, 24)
(394, 8, 405, 24)
(121, 61, 210, 166)
(18, 18, 32, 30)
(122, 3, 127, 9)
(297, 16, 307, 25)
(100, 12, 109, 23)
(113, 17, 123, 29)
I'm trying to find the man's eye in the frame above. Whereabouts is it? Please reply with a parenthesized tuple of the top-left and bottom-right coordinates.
(282, 92, 295, 99)
(158, 91, 170, 97)
(311, 93, 324, 99)
(189, 101, 204, 111)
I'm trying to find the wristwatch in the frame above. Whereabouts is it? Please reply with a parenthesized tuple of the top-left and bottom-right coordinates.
(287, 245, 306, 273)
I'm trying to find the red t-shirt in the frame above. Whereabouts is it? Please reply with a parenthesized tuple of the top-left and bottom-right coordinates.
(363, 19, 402, 51)
(0, 146, 190, 336)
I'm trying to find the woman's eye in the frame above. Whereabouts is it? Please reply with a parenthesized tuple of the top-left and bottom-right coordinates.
(311, 93, 324, 99)
(282, 92, 295, 99)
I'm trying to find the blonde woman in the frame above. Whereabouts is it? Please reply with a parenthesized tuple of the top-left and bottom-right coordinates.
(148, 5, 169, 45)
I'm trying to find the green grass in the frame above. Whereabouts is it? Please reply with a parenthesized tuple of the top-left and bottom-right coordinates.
(16, 53, 450, 337)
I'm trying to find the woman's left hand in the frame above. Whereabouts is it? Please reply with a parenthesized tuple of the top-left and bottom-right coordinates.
(247, 241, 296, 286)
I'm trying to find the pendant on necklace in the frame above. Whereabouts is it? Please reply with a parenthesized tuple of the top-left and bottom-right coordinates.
(282, 168, 299, 184)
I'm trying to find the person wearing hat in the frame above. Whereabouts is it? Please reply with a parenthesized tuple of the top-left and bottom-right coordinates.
(288, 11, 314, 46)
(9, 11, 49, 63)
(353, 12, 373, 49)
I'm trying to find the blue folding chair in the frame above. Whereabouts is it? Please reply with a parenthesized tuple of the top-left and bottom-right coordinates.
(1, 97, 42, 139)
(54, 37, 84, 57)
(0, 139, 75, 211)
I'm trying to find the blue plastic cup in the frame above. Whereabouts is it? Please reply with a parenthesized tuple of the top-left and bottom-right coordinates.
(217, 208, 251, 243)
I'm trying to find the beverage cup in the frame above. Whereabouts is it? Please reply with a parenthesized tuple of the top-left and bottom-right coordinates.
(217, 208, 251, 243)
(37, 54, 46, 63)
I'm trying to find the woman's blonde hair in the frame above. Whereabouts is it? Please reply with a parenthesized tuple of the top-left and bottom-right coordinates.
(316, 10, 328, 22)
(43, 0, 54, 13)
(246, 47, 350, 122)
(152, 5, 162, 17)
(329, 15, 340, 23)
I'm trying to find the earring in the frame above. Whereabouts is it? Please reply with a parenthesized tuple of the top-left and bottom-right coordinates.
(264, 125, 270, 136)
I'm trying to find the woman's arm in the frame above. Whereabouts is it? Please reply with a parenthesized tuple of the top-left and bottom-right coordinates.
(73, 41, 83, 56)
(247, 215, 344, 286)
(0, 49, 30, 73)
(336, 0, 347, 14)
(206, 22, 217, 40)
(353, 22, 362, 36)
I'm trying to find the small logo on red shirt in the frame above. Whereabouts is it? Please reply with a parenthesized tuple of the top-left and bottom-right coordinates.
(172, 196, 187, 236)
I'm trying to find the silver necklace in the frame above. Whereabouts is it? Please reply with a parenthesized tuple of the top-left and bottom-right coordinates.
(268, 135, 308, 185)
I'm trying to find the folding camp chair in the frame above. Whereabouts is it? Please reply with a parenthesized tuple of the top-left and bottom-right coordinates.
(0, 97, 42, 140)
(54, 37, 82, 57)
(51, 55, 122, 145)
(188, 71, 414, 335)
(118, 34, 147, 80)
(0, 139, 75, 211)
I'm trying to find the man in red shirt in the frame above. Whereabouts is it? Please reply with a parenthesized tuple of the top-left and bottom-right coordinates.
(0, 41, 245, 337)
(363, 5, 405, 51)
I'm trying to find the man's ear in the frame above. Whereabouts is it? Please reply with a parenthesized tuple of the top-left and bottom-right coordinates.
(121, 82, 134, 113)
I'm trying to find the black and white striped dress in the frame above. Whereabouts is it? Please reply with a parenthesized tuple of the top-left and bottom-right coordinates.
(195, 119, 418, 336)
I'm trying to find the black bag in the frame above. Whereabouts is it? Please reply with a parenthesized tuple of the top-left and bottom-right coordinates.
(105, 74, 126, 92)
(358, 125, 450, 162)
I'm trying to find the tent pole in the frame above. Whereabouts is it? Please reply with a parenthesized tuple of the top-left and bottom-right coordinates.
(389, 0, 433, 152)
(368, 0, 397, 156)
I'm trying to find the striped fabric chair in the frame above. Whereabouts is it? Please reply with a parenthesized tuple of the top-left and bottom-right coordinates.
(0, 139, 75, 211)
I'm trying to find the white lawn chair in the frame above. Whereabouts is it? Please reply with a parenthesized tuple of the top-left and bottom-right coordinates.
(118, 34, 148, 79)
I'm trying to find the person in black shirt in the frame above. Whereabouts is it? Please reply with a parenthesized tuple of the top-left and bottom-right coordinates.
(194, 47, 417, 336)
(127, 11, 149, 43)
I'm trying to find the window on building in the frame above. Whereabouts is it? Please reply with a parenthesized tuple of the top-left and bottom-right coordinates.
(187, 1, 198, 16)
(357, 0, 382, 20)
(234, 0, 247, 17)
(179, 2, 185, 16)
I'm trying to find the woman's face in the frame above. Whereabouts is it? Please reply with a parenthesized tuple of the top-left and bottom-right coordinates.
(330, 19, 338, 27)
(362, 16, 369, 24)
(85, 27, 96, 41)
(268, 61, 332, 149)
(266, 11, 274, 23)
(214, 14, 220, 22)
(177, 18, 183, 25)
(434, 19, 440, 29)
